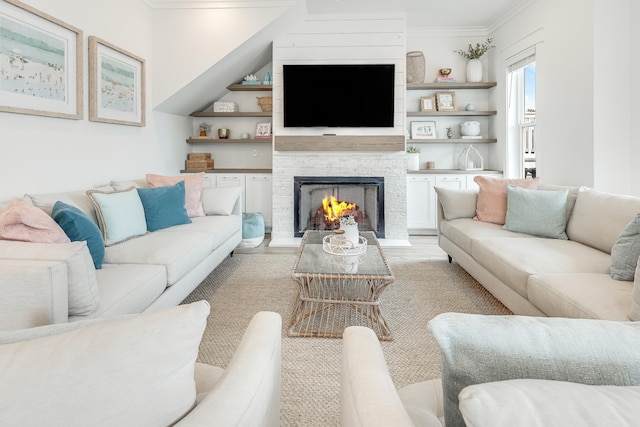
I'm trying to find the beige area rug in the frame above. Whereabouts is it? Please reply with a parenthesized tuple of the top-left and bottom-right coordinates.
(183, 251, 511, 426)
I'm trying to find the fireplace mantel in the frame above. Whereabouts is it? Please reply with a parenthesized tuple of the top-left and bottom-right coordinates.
(274, 135, 404, 152)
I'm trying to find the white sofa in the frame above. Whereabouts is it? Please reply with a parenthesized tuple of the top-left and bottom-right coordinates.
(0, 179, 243, 330)
(435, 183, 640, 321)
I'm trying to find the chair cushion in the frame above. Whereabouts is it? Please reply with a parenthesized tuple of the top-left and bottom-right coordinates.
(0, 301, 209, 427)
(136, 182, 191, 232)
(52, 201, 105, 269)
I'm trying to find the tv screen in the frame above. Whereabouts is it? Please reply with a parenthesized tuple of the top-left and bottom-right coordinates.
(283, 64, 395, 128)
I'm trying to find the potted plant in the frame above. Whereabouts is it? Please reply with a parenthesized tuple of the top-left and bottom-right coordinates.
(407, 145, 421, 171)
(339, 215, 359, 246)
(454, 38, 495, 83)
(198, 122, 211, 137)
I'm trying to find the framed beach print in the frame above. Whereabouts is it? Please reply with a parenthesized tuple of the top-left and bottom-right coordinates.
(436, 91, 456, 111)
(420, 96, 436, 112)
(0, 0, 83, 119)
(89, 36, 145, 126)
(411, 121, 437, 139)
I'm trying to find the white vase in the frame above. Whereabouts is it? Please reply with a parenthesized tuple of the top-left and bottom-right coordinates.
(466, 59, 483, 83)
(407, 153, 420, 171)
(340, 223, 360, 247)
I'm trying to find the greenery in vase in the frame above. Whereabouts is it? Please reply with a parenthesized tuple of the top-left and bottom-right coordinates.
(340, 215, 357, 226)
(454, 38, 495, 60)
(406, 145, 421, 154)
(199, 122, 211, 132)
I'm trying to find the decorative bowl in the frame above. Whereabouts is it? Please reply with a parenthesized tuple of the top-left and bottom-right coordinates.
(438, 68, 452, 78)
(460, 121, 481, 136)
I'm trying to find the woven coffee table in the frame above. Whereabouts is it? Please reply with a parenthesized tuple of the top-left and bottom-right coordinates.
(288, 230, 395, 340)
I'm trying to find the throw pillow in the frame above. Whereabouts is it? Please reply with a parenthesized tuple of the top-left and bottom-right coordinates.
(473, 176, 540, 225)
(136, 182, 192, 232)
(0, 301, 209, 426)
(0, 198, 70, 243)
(502, 185, 569, 239)
(51, 201, 105, 269)
(201, 186, 242, 216)
(146, 173, 206, 217)
(610, 213, 640, 281)
(434, 187, 478, 220)
(428, 313, 640, 427)
(87, 187, 147, 246)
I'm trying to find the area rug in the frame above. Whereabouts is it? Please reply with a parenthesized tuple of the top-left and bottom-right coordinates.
(183, 252, 511, 426)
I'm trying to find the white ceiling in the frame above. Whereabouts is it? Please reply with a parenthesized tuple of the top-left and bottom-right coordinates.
(143, 0, 523, 28)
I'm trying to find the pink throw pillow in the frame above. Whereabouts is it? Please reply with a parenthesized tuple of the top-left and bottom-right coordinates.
(474, 176, 540, 225)
(146, 173, 205, 217)
(0, 198, 70, 243)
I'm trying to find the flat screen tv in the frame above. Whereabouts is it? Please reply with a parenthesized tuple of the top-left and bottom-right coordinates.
(283, 64, 395, 128)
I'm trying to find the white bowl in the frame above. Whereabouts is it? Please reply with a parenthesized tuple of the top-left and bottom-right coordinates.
(460, 121, 481, 136)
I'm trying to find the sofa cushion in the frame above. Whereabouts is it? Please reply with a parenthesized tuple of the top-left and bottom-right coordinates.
(0, 198, 70, 243)
(87, 187, 148, 246)
(0, 301, 209, 427)
(610, 213, 640, 281)
(52, 201, 105, 269)
(155, 215, 242, 249)
(567, 187, 640, 254)
(428, 313, 640, 427)
(0, 241, 100, 316)
(136, 182, 192, 232)
(473, 176, 539, 225)
(459, 379, 640, 427)
(26, 187, 112, 226)
(147, 173, 206, 218)
(434, 187, 478, 220)
(503, 185, 568, 239)
(528, 273, 632, 320)
(439, 218, 528, 256)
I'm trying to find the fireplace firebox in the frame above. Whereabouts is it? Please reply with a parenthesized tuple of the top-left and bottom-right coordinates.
(294, 176, 384, 238)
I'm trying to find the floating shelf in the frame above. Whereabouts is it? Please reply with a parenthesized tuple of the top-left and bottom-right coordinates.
(186, 138, 272, 144)
(189, 111, 271, 118)
(406, 138, 497, 143)
(407, 82, 497, 90)
(407, 111, 497, 117)
(226, 84, 272, 91)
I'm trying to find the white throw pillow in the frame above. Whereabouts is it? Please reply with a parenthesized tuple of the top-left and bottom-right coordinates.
(87, 187, 148, 246)
(201, 186, 242, 216)
(0, 301, 210, 427)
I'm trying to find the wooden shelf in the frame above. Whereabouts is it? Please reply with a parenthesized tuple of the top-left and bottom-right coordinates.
(407, 138, 497, 143)
(190, 111, 271, 118)
(186, 138, 272, 144)
(181, 168, 273, 173)
(407, 82, 497, 90)
(407, 111, 497, 117)
(274, 135, 404, 152)
(226, 84, 272, 91)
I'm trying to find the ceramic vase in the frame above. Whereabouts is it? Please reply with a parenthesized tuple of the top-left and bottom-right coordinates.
(466, 58, 483, 82)
(407, 153, 420, 171)
(406, 51, 426, 84)
(340, 223, 360, 247)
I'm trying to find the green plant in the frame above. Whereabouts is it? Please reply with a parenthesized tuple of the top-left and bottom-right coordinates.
(340, 215, 357, 226)
(454, 38, 495, 60)
(406, 145, 421, 154)
(198, 122, 211, 132)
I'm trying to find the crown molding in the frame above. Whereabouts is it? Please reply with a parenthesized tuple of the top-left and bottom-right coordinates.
(139, 0, 297, 9)
(407, 27, 489, 38)
(487, 0, 536, 34)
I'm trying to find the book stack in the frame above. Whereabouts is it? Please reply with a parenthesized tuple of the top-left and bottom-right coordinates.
(185, 153, 214, 170)
(434, 77, 457, 83)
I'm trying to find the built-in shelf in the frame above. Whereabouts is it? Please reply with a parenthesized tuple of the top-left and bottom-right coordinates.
(407, 82, 497, 90)
(190, 111, 271, 118)
(407, 138, 497, 143)
(186, 138, 271, 144)
(407, 111, 497, 117)
(226, 84, 272, 91)
(181, 168, 273, 173)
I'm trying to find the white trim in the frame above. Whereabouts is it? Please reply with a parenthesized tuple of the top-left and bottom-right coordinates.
(408, 27, 489, 38)
(140, 0, 297, 9)
(488, 0, 537, 34)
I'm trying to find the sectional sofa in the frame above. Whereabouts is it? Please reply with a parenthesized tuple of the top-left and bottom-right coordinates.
(0, 174, 243, 330)
(435, 178, 640, 321)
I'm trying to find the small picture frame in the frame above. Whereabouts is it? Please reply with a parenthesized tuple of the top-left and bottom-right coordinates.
(411, 121, 437, 139)
(436, 92, 456, 111)
(420, 96, 436, 112)
(255, 122, 272, 139)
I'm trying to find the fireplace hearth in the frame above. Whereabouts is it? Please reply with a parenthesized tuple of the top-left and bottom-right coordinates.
(294, 176, 384, 238)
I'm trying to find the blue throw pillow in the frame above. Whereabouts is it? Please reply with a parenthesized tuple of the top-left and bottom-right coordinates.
(503, 185, 569, 239)
(136, 182, 191, 232)
(51, 201, 105, 269)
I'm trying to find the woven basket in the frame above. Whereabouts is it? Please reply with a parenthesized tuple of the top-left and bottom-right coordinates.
(256, 96, 272, 112)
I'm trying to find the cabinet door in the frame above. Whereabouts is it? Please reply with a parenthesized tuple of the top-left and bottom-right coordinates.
(407, 175, 436, 230)
(202, 174, 216, 187)
(245, 174, 272, 229)
(435, 175, 465, 190)
(216, 174, 246, 211)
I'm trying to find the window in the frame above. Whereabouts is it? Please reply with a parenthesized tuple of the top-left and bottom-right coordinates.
(507, 53, 536, 178)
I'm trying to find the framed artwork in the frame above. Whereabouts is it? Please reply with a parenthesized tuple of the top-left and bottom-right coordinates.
(0, 0, 83, 119)
(436, 91, 456, 111)
(89, 36, 145, 126)
(255, 122, 271, 139)
(411, 121, 437, 139)
(420, 96, 436, 112)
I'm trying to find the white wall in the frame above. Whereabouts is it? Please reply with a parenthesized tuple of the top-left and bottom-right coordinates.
(0, 0, 191, 202)
(630, 1, 640, 196)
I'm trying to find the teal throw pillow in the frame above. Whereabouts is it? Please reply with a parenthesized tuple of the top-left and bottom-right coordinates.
(136, 182, 191, 232)
(51, 201, 105, 269)
(87, 187, 148, 246)
(503, 185, 569, 239)
(611, 213, 640, 281)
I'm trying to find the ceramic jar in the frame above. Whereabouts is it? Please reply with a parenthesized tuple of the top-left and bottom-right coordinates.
(460, 121, 481, 136)
(466, 58, 483, 82)
(406, 51, 426, 84)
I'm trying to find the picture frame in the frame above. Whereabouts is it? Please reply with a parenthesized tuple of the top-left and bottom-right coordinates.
(411, 121, 437, 139)
(436, 91, 456, 111)
(255, 122, 272, 139)
(420, 96, 436, 112)
(0, 0, 83, 119)
(89, 36, 145, 126)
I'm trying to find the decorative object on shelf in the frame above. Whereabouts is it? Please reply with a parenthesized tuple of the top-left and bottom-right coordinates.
(242, 74, 260, 85)
(262, 72, 272, 85)
(241, 132, 250, 139)
(255, 122, 271, 139)
(460, 120, 481, 136)
(454, 38, 495, 83)
(406, 51, 426, 83)
(217, 128, 229, 139)
(438, 68, 452, 78)
(185, 153, 213, 170)
(435, 68, 456, 83)
(407, 145, 421, 171)
(436, 91, 456, 111)
(256, 96, 272, 112)
(426, 161, 436, 170)
(0, 1, 83, 120)
(411, 121, 437, 139)
(465, 103, 476, 111)
(446, 127, 453, 139)
(420, 96, 436, 112)
(213, 101, 238, 112)
(458, 145, 484, 170)
(339, 215, 360, 247)
(198, 122, 210, 137)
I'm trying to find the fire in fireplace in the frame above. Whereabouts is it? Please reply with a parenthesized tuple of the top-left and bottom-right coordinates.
(294, 176, 384, 238)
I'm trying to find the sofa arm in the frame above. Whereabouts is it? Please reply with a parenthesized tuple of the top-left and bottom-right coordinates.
(201, 186, 243, 216)
(0, 260, 69, 330)
(176, 311, 281, 427)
